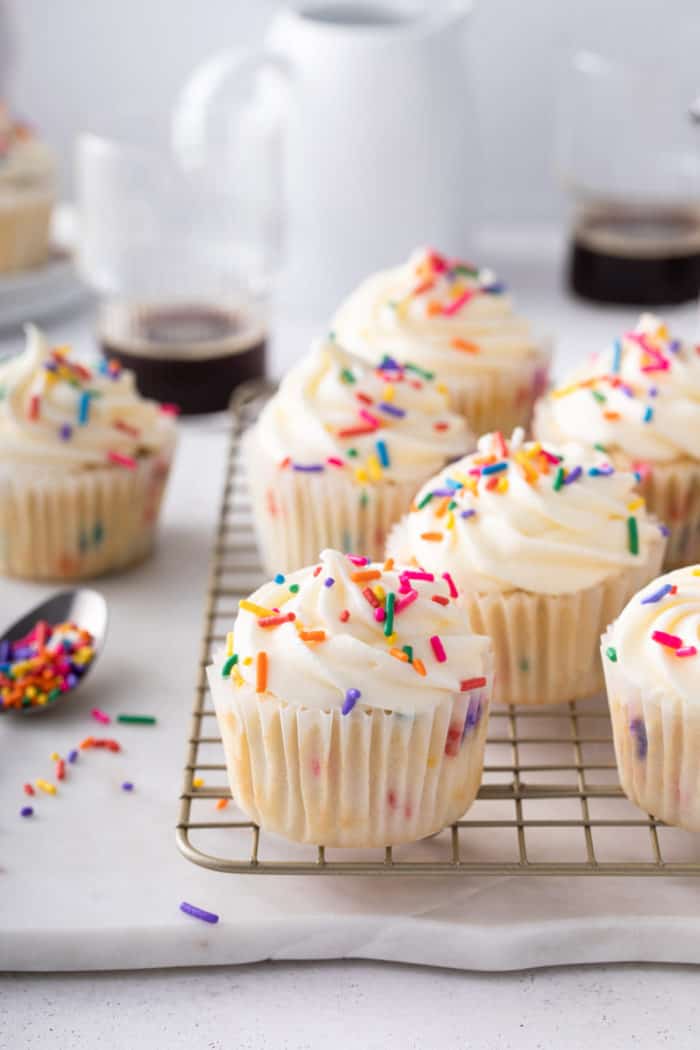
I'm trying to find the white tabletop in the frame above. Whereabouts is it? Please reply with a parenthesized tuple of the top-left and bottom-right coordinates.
(2, 231, 699, 1050)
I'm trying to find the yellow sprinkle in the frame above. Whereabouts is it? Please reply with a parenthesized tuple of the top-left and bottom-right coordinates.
(355, 467, 368, 483)
(239, 599, 273, 617)
(693, 569, 700, 576)
(628, 498, 645, 512)
(226, 631, 234, 657)
(497, 476, 509, 493)
(373, 584, 386, 601)
(37, 693, 48, 705)
(243, 656, 253, 666)
(427, 756, 437, 769)
(367, 453, 383, 482)
(385, 632, 397, 645)
(436, 381, 448, 396)
(445, 511, 455, 530)
(50, 751, 60, 762)
(25, 686, 37, 699)
(193, 777, 204, 788)
(36, 779, 56, 796)
(450, 281, 466, 298)
(550, 384, 579, 399)
(382, 384, 395, 402)
(232, 665, 244, 686)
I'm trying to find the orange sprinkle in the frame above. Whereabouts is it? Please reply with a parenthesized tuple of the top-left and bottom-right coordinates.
(79, 737, 95, 750)
(256, 651, 268, 693)
(215, 798, 229, 811)
(420, 532, 443, 541)
(451, 337, 480, 353)
(485, 476, 500, 491)
(434, 497, 451, 518)
(390, 648, 410, 662)
(426, 300, 443, 317)
(350, 569, 381, 583)
(413, 658, 427, 677)
(299, 630, 326, 643)
(383, 557, 394, 571)
(603, 411, 621, 421)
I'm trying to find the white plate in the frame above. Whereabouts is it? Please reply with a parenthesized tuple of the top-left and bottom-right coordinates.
(0, 246, 90, 331)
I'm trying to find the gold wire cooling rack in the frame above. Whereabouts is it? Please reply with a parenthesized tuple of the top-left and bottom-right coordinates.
(177, 382, 700, 876)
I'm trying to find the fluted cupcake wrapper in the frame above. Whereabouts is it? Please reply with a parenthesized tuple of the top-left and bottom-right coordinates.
(0, 446, 174, 581)
(447, 347, 551, 438)
(601, 638, 700, 831)
(458, 534, 666, 705)
(245, 428, 439, 574)
(636, 457, 700, 571)
(0, 189, 53, 273)
(208, 666, 493, 848)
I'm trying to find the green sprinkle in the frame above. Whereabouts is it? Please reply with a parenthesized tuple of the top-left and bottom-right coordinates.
(328, 330, 336, 342)
(405, 362, 435, 381)
(627, 516, 639, 555)
(360, 490, 369, 508)
(384, 592, 395, 637)
(347, 448, 358, 458)
(453, 264, 479, 277)
(402, 644, 413, 662)
(448, 500, 457, 510)
(591, 389, 606, 404)
(417, 492, 434, 509)
(606, 646, 618, 663)
(289, 584, 300, 593)
(594, 443, 608, 453)
(519, 657, 529, 673)
(340, 368, 355, 384)
(221, 654, 239, 677)
(117, 714, 157, 725)
(552, 466, 565, 491)
(48, 688, 61, 702)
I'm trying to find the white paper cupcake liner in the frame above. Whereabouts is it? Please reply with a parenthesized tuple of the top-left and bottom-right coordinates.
(0, 189, 53, 273)
(448, 346, 551, 437)
(0, 444, 174, 580)
(208, 666, 493, 848)
(602, 638, 700, 830)
(458, 533, 665, 705)
(245, 428, 439, 574)
(636, 458, 700, 571)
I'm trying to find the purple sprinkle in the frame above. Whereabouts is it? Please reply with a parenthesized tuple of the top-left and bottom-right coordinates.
(563, 465, 582, 485)
(43, 360, 58, 373)
(641, 583, 673, 605)
(59, 423, 72, 441)
(20, 806, 33, 818)
(180, 901, 219, 925)
(68, 749, 79, 763)
(659, 524, 671, 538)
(292, 463, 324, 473)
(648, 386, 658, 397)
(482, 281, 506, 294)
(0, 639, 10, 662)
(122, 781, 134, 791)
(430, 488, 457, 498)
(66, 673, 77, 688)
(379, 355, 400, 371)
(463, 698, 483, 735)
(342, 687, 361, 715)
(460, 509, 476, 520)
(630, 718, 648, 760)
(619, 384, 635, 398)
(324, 577, 335, 588)
(669, 339, 681, 354)
(589, 465, 614, 477)
(378, 402, 406, 418)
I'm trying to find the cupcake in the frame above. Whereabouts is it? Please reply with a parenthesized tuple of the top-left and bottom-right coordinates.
(0, 326, 177, 580)
(388, 430, 667, 705)
(0, 105, 56, 273)
(602, 566, 700, 831)
(332, 247, 550, 436)
(207, 547, 494, 847)
(534, 313, 700, 571)
(246, 337, 470, 574)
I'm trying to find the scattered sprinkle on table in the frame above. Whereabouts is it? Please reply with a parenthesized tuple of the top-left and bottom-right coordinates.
(117, 714, 157, 725)
(179, 901, 219, 925)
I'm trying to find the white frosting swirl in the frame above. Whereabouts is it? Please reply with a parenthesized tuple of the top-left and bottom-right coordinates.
(535, 314, 700, 465)
(388, 430, 664, 596)
(604, 566, 700, 698)
(0, 326, 176, 475)
(333, 247, 546, 379)
(0, 107, 54, 191)
(214, 548, 492, 716)
(255, 338, 471, 483)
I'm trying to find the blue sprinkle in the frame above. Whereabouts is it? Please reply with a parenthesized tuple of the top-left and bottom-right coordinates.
(378, 402, 405, 418)
(481, 461, 508, 476)
(324, 577, 335, 588)
(482, 281, 506, 294)
(563, 465, 582, 485)
(643, 405, 654, 423)
(445, 478, 463, 490)
(376, 439, 390, 468)
(20, 806, 33, 818)
(630, 718, 648, 760)
(460, 509, 476, 520)
(274, 573, 286, 584)
(611, 339, 622, 374)
(589, 465, 614, 477)
(342, 688, 361, 715)
(77, 391, 92, 426)
(641, 583, 673, 605)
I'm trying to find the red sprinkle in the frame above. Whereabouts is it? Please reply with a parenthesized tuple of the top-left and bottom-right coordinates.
(56, 759, 66, 781)
(258, 612, 296, 628)
(339, 609, 350, 622)
(362, 587, 380, 608)
(23, 783, 35, 796)
(442, 571, 458, 598)
(28, 394, 41, 421)
(107, 450, 137, 469)
(460, 677, 487, 691)
(651, 630, 682, 650)
(431, 595, 449, 606)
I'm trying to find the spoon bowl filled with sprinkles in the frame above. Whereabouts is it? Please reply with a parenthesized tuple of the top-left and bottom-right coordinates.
(0, 589, 107, 715)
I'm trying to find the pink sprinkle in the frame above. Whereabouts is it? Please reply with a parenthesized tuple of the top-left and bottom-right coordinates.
(358, 408, 381, 428)
(651, 630, 682, 650)
(395, 590, 418, 614)
(374, 607, 386, 622)
(326, 456, 344, 468)
(347, 555, 369, 566)
(540, 449, 561, 465)
(442, 571, 458, 598)
(401, 570, 435, 582)
(107, 450, 137, 469)
(430, 635, 447, 662)
(91, 707, 111, 725)
(676, 646, 697, 658)
(160, 403, 180, 415)
(442, 290, 473, 316)
(398, 579, 412, 594)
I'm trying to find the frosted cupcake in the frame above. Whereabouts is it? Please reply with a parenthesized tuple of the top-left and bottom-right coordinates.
(602, 566, 700, 831)
(208, 547, 494, 847)
(388, 430, 667, 705)
(333, 247, 550, 436)
(246, 337, 470, 574)
(0, 326, 177, 580)
(534, 314, 700, 570)
(0, 105, 56, 273)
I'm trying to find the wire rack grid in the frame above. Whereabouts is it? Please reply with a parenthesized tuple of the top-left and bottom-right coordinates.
(176, 383, 700, 876)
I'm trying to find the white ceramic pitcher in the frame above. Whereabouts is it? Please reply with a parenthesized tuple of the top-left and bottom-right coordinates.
(173, 1, 477, 313)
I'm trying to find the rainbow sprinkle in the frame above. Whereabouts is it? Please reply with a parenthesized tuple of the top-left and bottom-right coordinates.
(0, 620, 96, 711)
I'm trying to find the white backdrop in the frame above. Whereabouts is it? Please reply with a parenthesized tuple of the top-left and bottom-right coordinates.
(4, 0, 700, 222)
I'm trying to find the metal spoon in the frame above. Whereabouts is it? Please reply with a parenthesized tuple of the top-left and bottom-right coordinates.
(0, 589, 108, 715)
